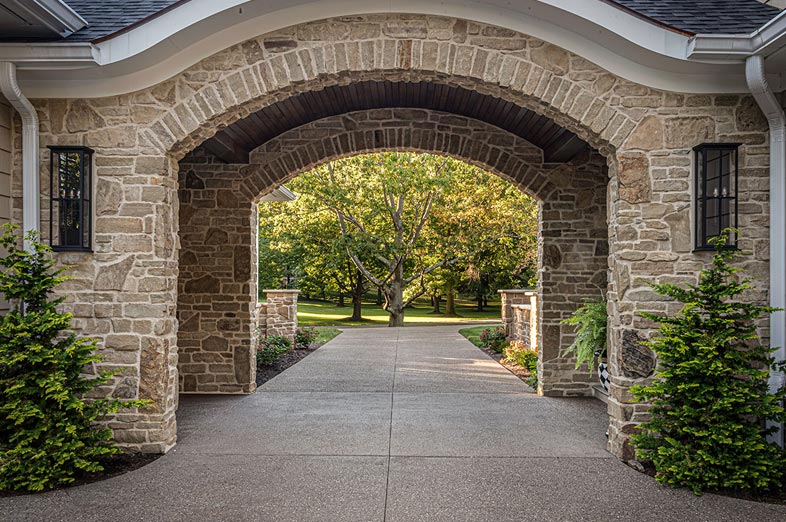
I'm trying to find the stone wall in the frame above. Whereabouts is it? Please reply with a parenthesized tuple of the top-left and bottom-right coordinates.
(257, 290, 299, 345)
(6, 13, 769, 458)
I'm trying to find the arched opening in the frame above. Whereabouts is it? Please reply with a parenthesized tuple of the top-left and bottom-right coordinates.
(123, 13, 652, 456)
(174, 83, 611, 404)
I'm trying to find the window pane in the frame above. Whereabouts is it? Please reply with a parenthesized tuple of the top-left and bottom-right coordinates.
(53, 150, 84, 248)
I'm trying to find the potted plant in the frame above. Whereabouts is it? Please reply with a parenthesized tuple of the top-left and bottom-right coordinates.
(561, 297, 608, 391)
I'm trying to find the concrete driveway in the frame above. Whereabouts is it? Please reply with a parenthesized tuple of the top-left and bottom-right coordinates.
(2, 325, 785, 521)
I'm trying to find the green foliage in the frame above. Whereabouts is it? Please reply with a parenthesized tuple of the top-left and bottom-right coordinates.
(295, 326, 319, 349)
(561, 297, 607, 375)
(258, 152, 538, 324)
(504, 341, 538, 388)
(0, 225, 147, 492)
(631, 233, 786, 495)
(479, 326, 507, 353)
(256, 335, 292, 366)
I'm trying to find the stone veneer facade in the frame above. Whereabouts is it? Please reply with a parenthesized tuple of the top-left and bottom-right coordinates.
(4, 14, 770, 461)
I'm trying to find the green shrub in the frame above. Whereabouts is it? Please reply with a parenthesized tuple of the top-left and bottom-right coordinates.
(632, 233, 786, 495)
(256, 335, 292, 366)
(479, 326, 506, 352)
(0, 225, 148, 492)
(504, 341, 538, 389)
(295, 326, 318, 349)
(561, 297, 607, 375)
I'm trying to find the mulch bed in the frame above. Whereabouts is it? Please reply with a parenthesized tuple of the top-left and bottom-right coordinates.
(479, 345, 534, 388)
(256, 346, 319, 386)
(0, 452, 161, 497)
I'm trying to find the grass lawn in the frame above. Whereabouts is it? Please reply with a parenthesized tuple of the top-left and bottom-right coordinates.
(298, 296, 503, 327)
(458, 325, 490, 348)
(314, 327, 342, 345)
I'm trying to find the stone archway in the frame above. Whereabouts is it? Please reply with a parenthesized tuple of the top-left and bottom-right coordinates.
(176, 108, 609, 401)
(30, 14, 770, 461)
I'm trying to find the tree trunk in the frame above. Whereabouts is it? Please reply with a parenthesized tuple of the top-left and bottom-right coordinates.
(387, 262, 405, 327)
(350, 270, 364, 321)
(376, 288, 383, 305)
(431, 293, 442, 314)
(445, 285, 457, 316)
(338, 293, 345, 307)
(476, 293, 484, 312)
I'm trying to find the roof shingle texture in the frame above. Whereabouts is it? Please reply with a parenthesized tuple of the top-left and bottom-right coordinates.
(610, 0, 780, 35)
(16, 0, 786, 42)
(64, 0, 183, 41)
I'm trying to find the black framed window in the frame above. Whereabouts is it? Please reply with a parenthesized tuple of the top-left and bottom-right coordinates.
(694, 143, 739, 251)
(48, 146, 93, 252)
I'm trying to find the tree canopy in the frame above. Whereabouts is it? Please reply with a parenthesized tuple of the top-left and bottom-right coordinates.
(258, 152, 538, 325)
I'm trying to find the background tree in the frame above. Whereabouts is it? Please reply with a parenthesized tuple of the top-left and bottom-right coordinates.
(312, 153, 460, 326)
(258, 182, 371, 320)
(258, 152, 538, 326)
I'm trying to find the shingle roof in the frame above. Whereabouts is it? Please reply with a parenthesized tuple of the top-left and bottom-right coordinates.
(5, 0, 785, 42)
(609, 0, 780, 35)
(63, 0, 184, 42)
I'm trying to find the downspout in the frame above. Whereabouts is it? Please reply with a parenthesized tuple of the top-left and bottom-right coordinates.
(0, 62, 39, 248)
(746, 54, 786, 447)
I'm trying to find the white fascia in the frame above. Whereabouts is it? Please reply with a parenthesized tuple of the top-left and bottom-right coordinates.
(0, 0, 762, 98)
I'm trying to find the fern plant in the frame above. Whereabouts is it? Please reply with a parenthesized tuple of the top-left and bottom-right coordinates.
(561, 297, 607, 375)
(0, 225, 148, 492)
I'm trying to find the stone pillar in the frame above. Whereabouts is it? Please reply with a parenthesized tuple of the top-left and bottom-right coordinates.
(510, 304, 535, 349)
(499, 289, 537, 347)
(50, 152, 180, 454)
(258, 290, 299, 345)
(537, 158, 609, 398)
(177, 159, 256, 394)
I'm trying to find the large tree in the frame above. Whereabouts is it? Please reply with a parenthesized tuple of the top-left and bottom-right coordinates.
(258, 152, 538, 326)
(258, 182, 371, 320)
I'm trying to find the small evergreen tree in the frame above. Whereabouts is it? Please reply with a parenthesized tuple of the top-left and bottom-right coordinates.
(0, 225, 147, 492)
(632, 232, 786, 495)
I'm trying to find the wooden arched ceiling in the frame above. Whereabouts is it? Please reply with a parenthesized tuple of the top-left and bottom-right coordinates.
(199, 80, 590, 164)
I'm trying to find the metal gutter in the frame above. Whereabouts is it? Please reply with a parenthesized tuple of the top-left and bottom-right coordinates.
(1, 0, 88, 37)
(0, 62, 39, 248)
(689, 10, 786, 61)
(746, 54, 786, 447)
(0, 41, 97, 66)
